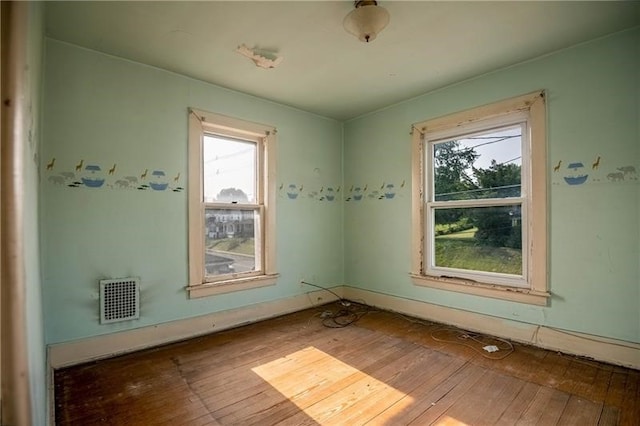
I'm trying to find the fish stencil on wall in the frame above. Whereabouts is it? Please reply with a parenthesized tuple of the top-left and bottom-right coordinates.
(45, 158, 184, 193)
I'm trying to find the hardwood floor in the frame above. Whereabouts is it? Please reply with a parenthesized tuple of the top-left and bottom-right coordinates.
(55, 303, 640, 425)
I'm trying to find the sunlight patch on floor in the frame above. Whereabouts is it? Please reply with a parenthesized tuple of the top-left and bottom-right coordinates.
(252, 346, 414, 423)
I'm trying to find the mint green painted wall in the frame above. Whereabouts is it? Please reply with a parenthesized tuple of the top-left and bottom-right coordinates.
(41, 28, 639, 348)
(344, 28, 640, 343)
(24, 2, 47, 424)
(41, 39, 344, 344)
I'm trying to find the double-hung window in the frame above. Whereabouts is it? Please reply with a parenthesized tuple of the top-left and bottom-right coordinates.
(410, 92, 548, 305)
(188, 109, 277, 298)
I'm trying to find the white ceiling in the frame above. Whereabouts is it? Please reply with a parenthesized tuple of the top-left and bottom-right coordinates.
(45, 1, 639, 121)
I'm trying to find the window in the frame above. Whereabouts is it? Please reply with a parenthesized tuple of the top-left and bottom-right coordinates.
(410, 92, 548, 305)
(188, 109, 277, 298)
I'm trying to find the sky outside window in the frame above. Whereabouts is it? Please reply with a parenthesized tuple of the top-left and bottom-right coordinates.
(456, 125, 522, 173)
(203, 135, 256, 203)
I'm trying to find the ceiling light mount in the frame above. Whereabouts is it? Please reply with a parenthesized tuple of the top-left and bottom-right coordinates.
(343, 0, 390, 43)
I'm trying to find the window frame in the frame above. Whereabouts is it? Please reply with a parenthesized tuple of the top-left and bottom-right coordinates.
(187, 109, 278, 298)
(410, 91, 549, 305)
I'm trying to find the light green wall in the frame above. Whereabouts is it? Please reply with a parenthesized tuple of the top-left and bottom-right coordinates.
(41, 27, 639, 348)
(344, 28, 640, 343)
(41, 39, 344, 344)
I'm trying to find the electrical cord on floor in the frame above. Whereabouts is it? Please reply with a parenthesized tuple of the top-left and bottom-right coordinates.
(301, 280, 345, 305)
(304, 294, 629, 368)
(301, 281, 375, 328)
(389, 311, 514, 360)
(320, 302, 373, 328)
(301, 282, 512, 358)
(430, 327, 514, 360)
(397, 313, 628, 367)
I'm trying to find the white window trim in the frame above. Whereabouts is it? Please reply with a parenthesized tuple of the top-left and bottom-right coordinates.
(410, 91, 549, 305)
(187, 109, 278, 298)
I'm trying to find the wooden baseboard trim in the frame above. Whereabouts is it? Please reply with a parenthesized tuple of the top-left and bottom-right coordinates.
(48, 288, 341, 369)
(48, 285, 639, 371)
(343, 286, 640, 370)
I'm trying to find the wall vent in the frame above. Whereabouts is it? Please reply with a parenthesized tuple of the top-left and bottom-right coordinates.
(100, 277, 140, 324)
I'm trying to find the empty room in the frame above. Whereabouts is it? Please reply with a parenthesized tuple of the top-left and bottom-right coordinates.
(1, 1, 639, 425)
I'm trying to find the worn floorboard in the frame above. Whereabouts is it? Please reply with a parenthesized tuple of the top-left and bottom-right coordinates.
(55, 303, 640, 425)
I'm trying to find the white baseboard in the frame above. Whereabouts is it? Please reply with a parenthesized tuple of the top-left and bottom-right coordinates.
(343, 287, 640, 370)
(48, 288, 340, 369)
(48, 285, 639, 371)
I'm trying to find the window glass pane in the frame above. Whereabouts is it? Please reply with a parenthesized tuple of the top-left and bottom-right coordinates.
(203, 135, 256, 203)
(433, 205, 522, 276)
(204, 208, 258, 277)
(433, 125, 522, 201)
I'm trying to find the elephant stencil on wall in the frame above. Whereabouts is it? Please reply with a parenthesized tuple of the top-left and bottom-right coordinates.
(44, 157, 184, 193)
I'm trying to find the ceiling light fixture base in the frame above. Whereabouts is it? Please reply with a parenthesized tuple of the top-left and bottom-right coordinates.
(343, 0, 390, 43)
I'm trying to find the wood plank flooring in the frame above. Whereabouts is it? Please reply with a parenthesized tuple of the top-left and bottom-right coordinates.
(55, 303, 640, 425)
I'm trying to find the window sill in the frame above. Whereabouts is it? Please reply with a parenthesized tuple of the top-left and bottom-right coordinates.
(410, 273, 549, 306)
(187, 274, 279, 299)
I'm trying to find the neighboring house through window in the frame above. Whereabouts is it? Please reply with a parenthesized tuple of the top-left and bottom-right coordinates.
(410, 91, 548, 305)
(188, 109, 277, 298)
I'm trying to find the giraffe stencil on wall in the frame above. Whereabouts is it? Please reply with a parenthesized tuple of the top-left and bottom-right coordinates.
(552, 154, 639, 185)
(43, 157, 184, 192)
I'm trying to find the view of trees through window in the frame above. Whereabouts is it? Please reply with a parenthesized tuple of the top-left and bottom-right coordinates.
(431, 126, 523, 276)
